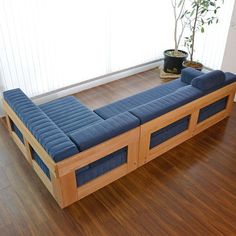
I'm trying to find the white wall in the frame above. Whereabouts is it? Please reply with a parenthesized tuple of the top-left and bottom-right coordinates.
(222, 0, 236, 72)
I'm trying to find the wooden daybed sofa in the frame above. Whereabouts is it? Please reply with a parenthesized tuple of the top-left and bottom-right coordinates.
(3, 68, 236, 208)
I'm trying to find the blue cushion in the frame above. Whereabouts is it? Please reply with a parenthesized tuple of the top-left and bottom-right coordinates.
(130, 86, 203, 124)
(69, 112, 140, 151)
(76, 147, 127, 186)
(181, 68, 204, 84)
(191, 70, 225, 92)
(40, 96, 103, 135)
(3, 89, 79, 162)
(94, 78, 188, 119)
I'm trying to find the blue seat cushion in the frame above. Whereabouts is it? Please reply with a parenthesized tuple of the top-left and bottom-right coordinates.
(181, 68, 204, 84)
(39, 96, 103, 135)
(130, 86, 204, 124)
(76, 147, 127, 186)
(191, 70, 225, 92)
(3, 89, 79, 162)
(69, 112, 140, 151)
(94, 78, 188, 119)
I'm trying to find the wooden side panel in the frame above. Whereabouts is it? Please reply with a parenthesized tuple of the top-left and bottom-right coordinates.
(139, 82, 236, 165)
(77, 164, 127, 201)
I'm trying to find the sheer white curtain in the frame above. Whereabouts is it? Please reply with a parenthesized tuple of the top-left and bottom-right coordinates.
(0, 0, 234, 113)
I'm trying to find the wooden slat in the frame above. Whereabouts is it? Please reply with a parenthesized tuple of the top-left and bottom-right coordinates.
(32, 160, 54, 196)
(11, 132, 28, 160)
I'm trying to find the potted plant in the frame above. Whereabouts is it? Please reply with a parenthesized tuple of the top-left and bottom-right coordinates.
(183, 0, 223, 70)
(164, 0, 188, 74)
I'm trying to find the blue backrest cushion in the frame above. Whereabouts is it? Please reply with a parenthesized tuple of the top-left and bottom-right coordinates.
(181, 68, 204, 84)
(3, 89, 79, 162)
(130, 85, 203, 124)
(69, 112, 140, 151)
(191, 70, 225, 92)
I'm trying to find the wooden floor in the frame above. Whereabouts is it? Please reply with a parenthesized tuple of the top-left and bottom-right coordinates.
(1, 68, 236, 235)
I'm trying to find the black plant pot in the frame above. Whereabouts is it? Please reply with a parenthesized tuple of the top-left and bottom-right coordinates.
(163, 49, 188, 74)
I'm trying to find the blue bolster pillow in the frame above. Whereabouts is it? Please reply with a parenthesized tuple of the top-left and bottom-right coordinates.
(69, 112, 140, 151)
(191, 70, 225, 92)
(181, 68, 204, 84)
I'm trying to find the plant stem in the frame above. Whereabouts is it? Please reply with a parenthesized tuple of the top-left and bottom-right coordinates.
(191, 2, 199, 61)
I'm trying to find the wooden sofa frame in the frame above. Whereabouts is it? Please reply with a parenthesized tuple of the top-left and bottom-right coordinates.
(2, 82, 236, 208)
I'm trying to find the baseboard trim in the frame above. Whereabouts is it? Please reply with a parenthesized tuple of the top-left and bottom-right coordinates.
(32, 59, 163, 105)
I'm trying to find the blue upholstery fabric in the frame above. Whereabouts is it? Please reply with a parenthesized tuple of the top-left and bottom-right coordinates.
(12, 123, 24, 144)
(181, 67, 203, 84)
(76, 147, 127, 186)
(3, 89, 79, 162)
(94, 79, 188, 119)
(198, 97, 228, 123)
(39, 96, 103, 135)
(191, 70, 225, 92)
(150, 116, 190, 148)
(32, 149, 51, 179)
(130, 86, 203, 124)
(69, 112, 140, 151)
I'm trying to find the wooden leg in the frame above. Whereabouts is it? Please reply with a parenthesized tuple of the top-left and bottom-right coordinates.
(23, 138, 33, 165)
(51, 172, 78, 208)
(226, 92, 235, 116)
(5, 115, 12, 136)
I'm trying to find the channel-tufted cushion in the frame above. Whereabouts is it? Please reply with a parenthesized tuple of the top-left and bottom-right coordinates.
(3, 89, 79, 162)
(69, 112, 140, 151)
(40, 96, 103, 135)
(94, 78, 188, 119)
(130, 86, 204, 124)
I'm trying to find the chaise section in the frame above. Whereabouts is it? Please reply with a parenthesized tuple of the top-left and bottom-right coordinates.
(3, 89, 79, 162)
(94, 78, 188, 119)
(40, 96, 103, 135)
(69, 112, 140, 151)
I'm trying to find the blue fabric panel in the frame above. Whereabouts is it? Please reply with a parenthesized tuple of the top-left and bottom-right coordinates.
(40, 96, 103, 135)
(12, 123, 24, 144)
(198, 97, 228, 123)
(94, 79, 188, 119)
(76, 147, 127, 186)
(69, 112, 140, 151)
(3, 89, 79, 162)
(32, 149, 51, 180)
(130, 86, 203, 124)
(150, 116, 190, 149)
(191, 70, 225, 92)
(181, 68, 204, 84)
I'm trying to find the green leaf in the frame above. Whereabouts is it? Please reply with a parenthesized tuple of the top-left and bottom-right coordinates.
(201, 27, 205, 33)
